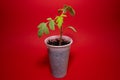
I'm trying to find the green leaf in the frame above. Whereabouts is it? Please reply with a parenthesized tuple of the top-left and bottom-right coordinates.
(38, 29, 43, 37)
(49, 20, 55, 30)
(44, 25, 49, 34)
(63, 5, 75, 16)
(37, 22, 49, 37)
(68, 26, 77, 32)
(56, 16, 63, 28)
(67, 6, 75, 16)
(37, 22, 45, 28)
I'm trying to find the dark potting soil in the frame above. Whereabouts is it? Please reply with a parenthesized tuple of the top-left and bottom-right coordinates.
(47, 38, 70, 46)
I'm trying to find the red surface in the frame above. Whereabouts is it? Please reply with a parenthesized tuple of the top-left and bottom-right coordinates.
(1, 0, 120, 80)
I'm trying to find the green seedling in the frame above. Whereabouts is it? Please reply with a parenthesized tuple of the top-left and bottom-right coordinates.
(37, 5, 77, 45)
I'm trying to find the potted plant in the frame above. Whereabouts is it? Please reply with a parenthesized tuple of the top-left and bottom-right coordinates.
(37, 5, 76, 78)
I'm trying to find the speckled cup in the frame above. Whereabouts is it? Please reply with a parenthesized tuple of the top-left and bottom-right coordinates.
(44, 35, 73, 78)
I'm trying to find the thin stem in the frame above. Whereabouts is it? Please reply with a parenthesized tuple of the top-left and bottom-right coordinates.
(59, 26, 63, 46)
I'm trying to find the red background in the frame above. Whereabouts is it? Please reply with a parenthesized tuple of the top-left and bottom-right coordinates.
(1, 0, 120, 80)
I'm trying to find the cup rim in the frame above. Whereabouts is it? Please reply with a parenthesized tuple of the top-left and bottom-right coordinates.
(44, 35, 73, 48)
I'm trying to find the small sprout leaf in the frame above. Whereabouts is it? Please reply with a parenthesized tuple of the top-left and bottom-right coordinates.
(63, 5, 75, 16)
(68, 26, 77, 32)
(49, 20, 55, 30)
(47, 18, 52, 21)
(37, 22, 49, 37)
(67, 7, 75, 16)
(38, 29, 43, 37)
(61, 14, 67, 17)
(37, 22, 45, 28)
(56, 16, 63, 28)
(43, 24, 49, 34)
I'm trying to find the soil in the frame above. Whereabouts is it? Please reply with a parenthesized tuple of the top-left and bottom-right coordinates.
(47, 38, 70, 46)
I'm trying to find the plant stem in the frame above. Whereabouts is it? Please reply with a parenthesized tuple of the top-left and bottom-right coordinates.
(59, 27, 63, 46)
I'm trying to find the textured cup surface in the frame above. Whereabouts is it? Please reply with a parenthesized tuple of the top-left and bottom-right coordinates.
(45, 35, 73, 78)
